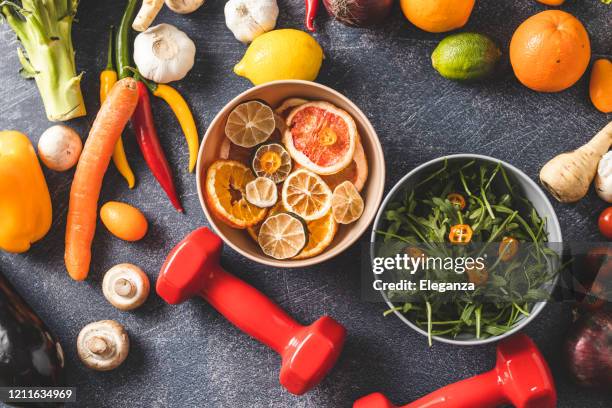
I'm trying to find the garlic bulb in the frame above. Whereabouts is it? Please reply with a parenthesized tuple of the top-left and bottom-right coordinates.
(224, 0, 279, 44)
(165, 0, 205, 14)
(133, 24, 196, 84)
(595, 151, 612, 202)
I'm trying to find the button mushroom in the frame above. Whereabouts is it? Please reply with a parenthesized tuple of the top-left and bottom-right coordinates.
(102, 264, 150, 311)
(165, 0, 205, 14)
(133, 23, 196, 84)
(37, 125, 82, 172)
(77, 320, 129, 371)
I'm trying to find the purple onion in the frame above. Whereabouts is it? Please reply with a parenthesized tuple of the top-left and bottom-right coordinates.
(322, 0, 394, 27)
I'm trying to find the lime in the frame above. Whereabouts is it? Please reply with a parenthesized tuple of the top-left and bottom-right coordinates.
(258, 213, 307, 259)
(225, 101, 276, 148)
(432, 33, 501, 81)
(234, 29, 324, 85)
(245, 177, 278, 208)
(331, 181, 364, 224)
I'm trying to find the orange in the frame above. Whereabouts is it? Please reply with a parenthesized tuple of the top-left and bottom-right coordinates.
(590, 59, 612, 113)
(205, 160, 268, 229)
(400, 0, 475, 33)
(537, 0, 564, 5)
(294, 211, 337, 260)
(283, 101, 357, 175)
(510, 10, 591, 92)
(100, 201, 148, 242)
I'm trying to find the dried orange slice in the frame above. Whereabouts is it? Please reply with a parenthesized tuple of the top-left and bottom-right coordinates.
(225, 101, 276, 148)
(205, 160, 268, 228)
(283, 101, 357, 175)
(322, 135, 368, 192)
(245, 177, 278, 208)
(258, 213, 307, 259)
(331, 181, 364, 224)
(247, 202, 285, 241)
(252, 143, 292, 183)
(282, 169, 332, 221)
(293, 211, 337, 260)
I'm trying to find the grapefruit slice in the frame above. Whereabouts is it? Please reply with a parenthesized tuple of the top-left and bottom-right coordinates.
(283, 101, 357, 175)
(322, 134, 368, 192)
(274, 98, 308, 133)
(205, 160, 268, 229)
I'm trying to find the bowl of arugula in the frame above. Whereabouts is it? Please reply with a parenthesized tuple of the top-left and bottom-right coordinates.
(371, 154, 562, 346)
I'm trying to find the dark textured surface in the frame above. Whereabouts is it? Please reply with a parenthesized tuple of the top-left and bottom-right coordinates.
(0, 0, 611, 407)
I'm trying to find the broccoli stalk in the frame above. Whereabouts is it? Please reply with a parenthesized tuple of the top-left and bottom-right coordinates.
(1, 0, 85, 121)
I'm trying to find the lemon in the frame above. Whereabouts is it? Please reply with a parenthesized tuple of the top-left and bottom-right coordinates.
(234, 29, 324, 85)
(432, 33, 501, 81)
(282, 169, 332, 221)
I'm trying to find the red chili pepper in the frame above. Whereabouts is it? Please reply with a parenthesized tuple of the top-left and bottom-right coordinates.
(131, 81, 183, 212)
(305, 0, 319, 32)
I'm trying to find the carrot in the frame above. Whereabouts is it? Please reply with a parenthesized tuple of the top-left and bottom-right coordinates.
(65, 77, 139, 280)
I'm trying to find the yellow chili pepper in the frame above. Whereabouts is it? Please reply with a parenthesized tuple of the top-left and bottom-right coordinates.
(0, 131, 52, 253)
(101, 26, 135, 188)
(153, 84, 199, 172)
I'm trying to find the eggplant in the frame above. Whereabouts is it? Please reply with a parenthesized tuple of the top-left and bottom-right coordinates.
(565, 309, 612, 389)
(0, 270, 64, 405)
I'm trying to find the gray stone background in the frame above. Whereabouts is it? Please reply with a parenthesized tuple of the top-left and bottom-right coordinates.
(0, 0, 610, 407)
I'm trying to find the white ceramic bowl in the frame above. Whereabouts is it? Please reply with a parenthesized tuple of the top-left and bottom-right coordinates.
(371, 154, 562, 345)
(197, 80, 386, 268)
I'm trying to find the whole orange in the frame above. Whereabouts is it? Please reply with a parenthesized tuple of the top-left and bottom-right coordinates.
(510, 10, 590, 92)
(537, 0, 565, 5)
(400, 0, 475, 33)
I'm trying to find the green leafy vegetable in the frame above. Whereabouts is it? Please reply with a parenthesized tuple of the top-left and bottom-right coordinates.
(1, 0, 85, 121)
(376, 160, 560, 345)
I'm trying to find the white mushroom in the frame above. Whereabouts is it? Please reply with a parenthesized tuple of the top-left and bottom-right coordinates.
(133, 23, 196, 84)
(102, 264, 150, 311)
(133, 0, 165, 32)
(165, 0, 205, 14)
(595, 151, 612, 203)
(37, 125, 82, 172)
(77, 320, 129, 371)
(224, 0, 279, 44)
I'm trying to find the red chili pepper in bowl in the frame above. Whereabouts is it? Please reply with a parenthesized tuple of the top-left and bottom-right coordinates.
(131, 81, 183, 212)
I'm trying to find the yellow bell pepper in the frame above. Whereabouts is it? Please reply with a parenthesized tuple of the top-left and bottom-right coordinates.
(0, 131, 52, 253)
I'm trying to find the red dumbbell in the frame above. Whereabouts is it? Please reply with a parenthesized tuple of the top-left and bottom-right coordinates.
(156, 227, 346, 395)
(354, 334, 556, 408)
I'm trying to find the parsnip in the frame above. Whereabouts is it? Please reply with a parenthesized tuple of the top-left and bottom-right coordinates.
(540, 121, 612, 203)
(133, 0, 164, 32)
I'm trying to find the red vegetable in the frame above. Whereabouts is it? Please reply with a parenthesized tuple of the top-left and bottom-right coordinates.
(305, 0, 393, 31)
(598, 207, 612, 239)
(131, 81, 183, 212)
(305, 0, 319, 32)
(565, 309, 612, 389)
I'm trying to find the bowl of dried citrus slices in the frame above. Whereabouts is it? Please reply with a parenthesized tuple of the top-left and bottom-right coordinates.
(197, 80, 385, 267)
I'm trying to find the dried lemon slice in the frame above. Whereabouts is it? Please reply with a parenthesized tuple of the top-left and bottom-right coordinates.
(282, 168, 332, 221)
(252, 143, 292, 183)
(245, 177, 278, 208)
(205, 160, 268, 228)
(331, 181, 364, 224)
(225, 101, 276, 148)
(258, 213, 307, 259)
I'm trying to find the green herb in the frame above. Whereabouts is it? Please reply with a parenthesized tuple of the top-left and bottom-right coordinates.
(376, 161, 559, 345)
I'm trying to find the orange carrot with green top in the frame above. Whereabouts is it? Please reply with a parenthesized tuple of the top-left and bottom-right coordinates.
(65, 77, 139, 281)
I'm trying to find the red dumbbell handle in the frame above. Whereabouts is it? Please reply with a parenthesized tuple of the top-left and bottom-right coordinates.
(200, 264, 301, 355)
(404, 370, 503, 408)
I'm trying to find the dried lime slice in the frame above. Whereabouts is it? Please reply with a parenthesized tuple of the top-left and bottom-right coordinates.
(331, 181, 364, 224)
(258, 213, 307, 259)
(225, 101, 276, 148)
(252, 143, 292, 183)
(245, 177, 278, 208)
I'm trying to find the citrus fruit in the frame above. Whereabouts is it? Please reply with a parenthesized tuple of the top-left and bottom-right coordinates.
(205, 160, 268, 228)
(100, 202, 148, 242)
(284, 101, 357, 175)
(245, 177, 278, 208)
(282, 168, 332, 221)
(331, 181, 364, 224)
(400, 0, 475, 33)
(247, 202, 285, 241)
(234, 29, 324, 85)
(432, 33, 501, 81)
(320, 135, 368, 192)
(258, 213, 307, 259)
(225, 101, 276, 148)
(537, 0, 564, 5)
(590, 59, 612, 113)
(294, 211, 337, 260)
(252, 143, 292, 183)
(276, 98, 309, 119)
(510, 10, 590, 92)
